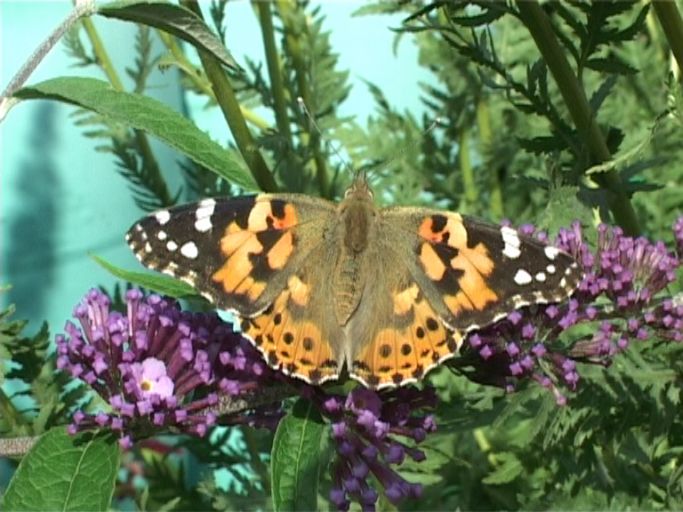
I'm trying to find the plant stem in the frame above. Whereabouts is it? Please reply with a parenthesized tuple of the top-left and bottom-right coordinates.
(1, 2, 93, 100)
(652, 1, 683, 79)
(458, 126, 477, 211)
(157, 30, 270, 131)
(476, 98, 503, 218)
(516, 1, 641, 236)
(276, 1, 329, 197)
(255, 0, 292, 142)
(182, 1, 277, 192)
(82, 18, 123, 90)
(242, 427, 271, 494)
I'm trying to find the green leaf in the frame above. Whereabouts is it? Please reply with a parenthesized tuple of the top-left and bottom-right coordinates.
(585, 57, 637, 76)
(2, 427, 120, 511)
(97, 1, 237, 69)
(91, 254, 196, 298)
(482, 452, 523, 485)
(537, 186, 593, 234)
(271, 398, 327, 512)
(13, 77, 258, 191)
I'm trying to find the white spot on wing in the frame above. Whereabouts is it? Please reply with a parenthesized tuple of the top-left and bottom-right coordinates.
(535, 272, 546, 282)
(181, 241, 199, 259)
(514, 269, 533, 285)
(195, 217, 212, 233)
(501, 226, 521, 259)
(544, 246, 560, 260)
(546, 264, 556, 274)
(157, 230, 167, 241)
(144, 242, 152, 253)
(167, 240, 178, 252)
(155, 210, 171, 225)
(195, 198, 216, 232)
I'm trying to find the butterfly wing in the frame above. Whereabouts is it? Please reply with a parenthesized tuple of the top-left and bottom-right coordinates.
(345, 207, 582, 389)
(127, 194, 348, 385)
(344, 241, 462, 388)
(126, 194, 336, 316)
(237, 240, 347, 385)
(381, 207, 582, 331)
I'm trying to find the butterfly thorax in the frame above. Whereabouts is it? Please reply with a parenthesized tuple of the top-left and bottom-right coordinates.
(333, 181, 377, 325)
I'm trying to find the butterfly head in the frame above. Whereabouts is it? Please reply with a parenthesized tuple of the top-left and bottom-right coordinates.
(344, 170, 374, 202)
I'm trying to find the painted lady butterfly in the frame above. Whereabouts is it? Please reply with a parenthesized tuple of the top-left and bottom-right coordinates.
(127, 174, 581, 389)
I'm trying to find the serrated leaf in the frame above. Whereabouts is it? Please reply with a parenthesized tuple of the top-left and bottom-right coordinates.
(13, 77, 258, 191)
(97, 1, 237, 69)
(482, 451, 523, 485)
(2, 427, 120, 511)
(271, 398, 327, 512)
(91, 254, 196, 298)
(585, 57, 637, 76)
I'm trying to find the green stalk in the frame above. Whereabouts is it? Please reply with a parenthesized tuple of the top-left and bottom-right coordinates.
(254, 0, 292, 141)
(476, 98, 503, 218)
(276, 1, 329, 197)
(182, 1, 277, 192)
(82, 17, 174, 206)
(156, 30, 269, 131)
(242, 427, 271, 494)
(458, 126, 477, 211)
(516, 1, 641, 235)
(82, 18, 124, 91)
(652, 1, 683, 78)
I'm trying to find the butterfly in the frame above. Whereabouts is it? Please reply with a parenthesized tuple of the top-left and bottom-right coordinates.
(126, 174, 582, 389)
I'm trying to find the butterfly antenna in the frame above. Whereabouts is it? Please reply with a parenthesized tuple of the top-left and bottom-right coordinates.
(297, 96, 355, 177)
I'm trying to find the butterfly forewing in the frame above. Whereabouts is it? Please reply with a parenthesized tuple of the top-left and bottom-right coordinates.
(382, 207, 582, 332)
(126, 194, 335, 316)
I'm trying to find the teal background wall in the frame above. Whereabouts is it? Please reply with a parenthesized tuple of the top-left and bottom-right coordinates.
(1, 2, 428, 335)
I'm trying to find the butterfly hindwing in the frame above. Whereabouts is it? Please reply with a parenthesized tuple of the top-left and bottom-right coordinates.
(238, 241, 345, 385)
(126, 194, 335, 316)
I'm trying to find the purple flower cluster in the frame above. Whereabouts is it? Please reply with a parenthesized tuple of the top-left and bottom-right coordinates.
(56, 288, 280, 447)
(455, 219, 683, 405)
(314, 387, 436, 511)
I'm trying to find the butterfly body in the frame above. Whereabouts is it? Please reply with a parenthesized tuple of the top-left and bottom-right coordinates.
(127, 176, 581, 389)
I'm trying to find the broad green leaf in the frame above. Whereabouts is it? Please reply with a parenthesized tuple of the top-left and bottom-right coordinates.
(97, 1, 237, 69)
(2, 427, 120, 511)
(13, 77, 258, 191)
(482, 452, 523, 485)
(91, 254, 196, 298)
(271, 398, 327, 512)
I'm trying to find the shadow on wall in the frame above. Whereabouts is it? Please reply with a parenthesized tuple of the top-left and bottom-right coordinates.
(7, 103, 60, 329)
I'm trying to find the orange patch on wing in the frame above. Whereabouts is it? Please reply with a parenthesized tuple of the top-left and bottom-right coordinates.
(246, 200, 299, 232)
(267, 231, 294, 270)
(212, 233, 263, 291)
(418, 243, 447, 280)
(287, 275, 310, 306)
(233, 276, 266, 300)
(220, 226, 252, 255)
(393, 284, 420, 315)
(446, 240, 498, 314)
(273, 203, 298, 230)
(247, 201, 274, 231)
